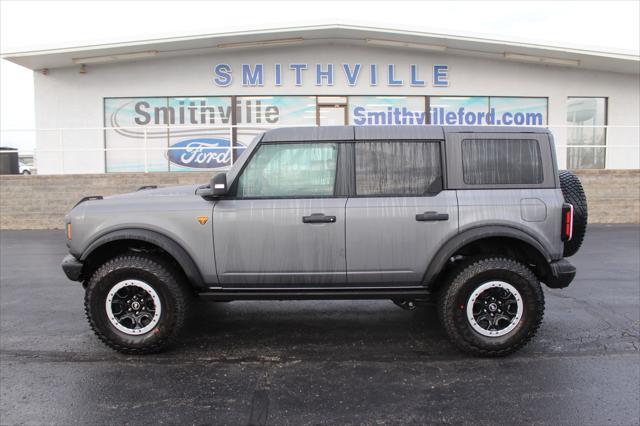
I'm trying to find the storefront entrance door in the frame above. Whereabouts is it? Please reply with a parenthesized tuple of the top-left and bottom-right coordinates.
(318, 105, 347, 125)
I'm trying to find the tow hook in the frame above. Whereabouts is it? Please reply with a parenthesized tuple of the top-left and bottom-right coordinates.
(393, 300, 417, 311)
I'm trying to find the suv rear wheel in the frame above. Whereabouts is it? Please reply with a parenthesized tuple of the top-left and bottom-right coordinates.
(438, 257, 544, 357)
(84, 254, 190, 354)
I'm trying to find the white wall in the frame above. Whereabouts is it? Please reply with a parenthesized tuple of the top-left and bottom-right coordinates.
(33, 42, 640, 174)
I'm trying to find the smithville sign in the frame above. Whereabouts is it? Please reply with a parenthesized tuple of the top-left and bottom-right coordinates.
(213, 63, 450, 87)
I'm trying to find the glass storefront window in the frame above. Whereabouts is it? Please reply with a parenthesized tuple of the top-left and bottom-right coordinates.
(168, 96, 233, 171)
(235, 96, 317, 156)
(566, 97, 607, 169)
(490, 97, 547, 126)
(349, 96, 426, 125)
(428, 97, 548, 126)
(105, 97, 171, 173)
(103, 94, 563, 172)
(429, 97, 489, 125)
(104, 97, 233, 172)
(104, 96, 316, 172)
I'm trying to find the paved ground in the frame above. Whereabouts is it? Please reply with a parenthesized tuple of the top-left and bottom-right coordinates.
(1, 226, 639, 425)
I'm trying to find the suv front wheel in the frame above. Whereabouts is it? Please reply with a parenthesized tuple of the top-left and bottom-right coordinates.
(438, 257, 544, 357)
(84, 254, 190, 354)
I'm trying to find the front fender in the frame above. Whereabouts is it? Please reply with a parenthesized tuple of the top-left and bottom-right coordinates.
(80, 228, 206, 289)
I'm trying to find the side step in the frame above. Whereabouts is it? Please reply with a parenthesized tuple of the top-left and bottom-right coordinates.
(198, 287, 432, 301)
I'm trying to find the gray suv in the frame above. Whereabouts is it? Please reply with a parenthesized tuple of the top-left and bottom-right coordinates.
(62, 126, 587, 356)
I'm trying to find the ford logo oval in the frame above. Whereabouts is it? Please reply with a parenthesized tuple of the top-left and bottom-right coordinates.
(168, 138, 233, 169)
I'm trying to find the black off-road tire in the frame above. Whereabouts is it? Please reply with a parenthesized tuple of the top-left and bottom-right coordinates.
(559, 170, 588, 257)
(84, 254, 190, 354)
(438, 257, 544, 357)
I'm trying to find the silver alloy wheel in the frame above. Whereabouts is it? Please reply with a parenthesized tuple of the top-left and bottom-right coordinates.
(105, 280, 162, 335)
(466, 281, 523, 337)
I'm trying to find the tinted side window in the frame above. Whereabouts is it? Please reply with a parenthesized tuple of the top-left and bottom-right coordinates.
(355, 141, 441, 196)
(462, 139, 543, 185)
(237, 143, 337, 197)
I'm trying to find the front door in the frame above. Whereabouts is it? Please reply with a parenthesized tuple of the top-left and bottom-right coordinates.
(345, 140, 459, 286)
(213, 142, 347, 287)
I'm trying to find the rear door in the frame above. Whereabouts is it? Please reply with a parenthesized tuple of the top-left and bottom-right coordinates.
(345, 140, 459, 286)
(213, 142, 348, 287)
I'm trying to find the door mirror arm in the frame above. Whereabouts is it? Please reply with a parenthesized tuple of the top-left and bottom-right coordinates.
(195, 185, 214, 198)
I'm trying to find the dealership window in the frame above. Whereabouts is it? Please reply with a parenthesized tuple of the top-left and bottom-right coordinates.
(104, 96, 232, 172)
(103, 94, 554, 173)
(104, 96, 317, 172)
(355, 141, 441, 196)
(168, 96, 233, 172)
(236, 143, 337, 198)
(489, 97, 547, 126)
(462, 139, 543, 185)
(428, 97, 548, 126)
(566, 97, 607, 169)
(349, 96, 427, 126)
(105, 97, 169, 172)
(235, 96, 317, 155)
(429, 97, 489, 125)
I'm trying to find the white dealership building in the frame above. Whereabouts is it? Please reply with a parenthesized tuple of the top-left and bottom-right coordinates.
(2, 24, 639, 174)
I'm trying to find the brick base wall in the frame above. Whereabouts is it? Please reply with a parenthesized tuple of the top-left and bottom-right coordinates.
(573, 170, 640, 224)
(1, 170, 638, 229)
(0, 172, 213, 230)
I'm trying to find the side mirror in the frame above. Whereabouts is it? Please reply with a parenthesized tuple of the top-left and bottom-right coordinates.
(211, 173, 228, 196)
(195, 173, 228, 198)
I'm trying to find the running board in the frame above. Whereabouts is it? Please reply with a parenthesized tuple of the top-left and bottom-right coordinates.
(198, 288, 431, 301)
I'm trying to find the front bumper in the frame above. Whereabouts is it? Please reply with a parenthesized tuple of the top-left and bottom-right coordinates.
(61, 254, 83, 281)
(544, 259, 576, 289)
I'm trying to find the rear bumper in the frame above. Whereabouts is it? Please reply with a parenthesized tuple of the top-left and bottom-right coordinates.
(545, 259, 576, 289)
(61, 254, 83, 281)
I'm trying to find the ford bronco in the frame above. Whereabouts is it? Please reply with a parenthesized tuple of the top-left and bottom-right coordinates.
(62, 126, 587, 356)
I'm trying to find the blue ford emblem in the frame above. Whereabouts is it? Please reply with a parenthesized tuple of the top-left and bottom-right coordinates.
(168, 138, 233, 169)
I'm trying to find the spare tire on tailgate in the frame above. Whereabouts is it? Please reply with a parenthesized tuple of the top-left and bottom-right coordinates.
(559, 170, 588, 257)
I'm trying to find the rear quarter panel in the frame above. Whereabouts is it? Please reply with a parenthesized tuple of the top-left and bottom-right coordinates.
(456, 189, 565, 259)
(445, 130, 564, 259)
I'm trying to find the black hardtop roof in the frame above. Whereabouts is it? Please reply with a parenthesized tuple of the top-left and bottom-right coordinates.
(260, 125, 550, 142)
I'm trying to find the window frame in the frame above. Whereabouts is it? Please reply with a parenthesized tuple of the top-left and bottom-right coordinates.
(566, 96, 608, 169)
(228, 140, 347, 200)
(351, 139, 446, 198)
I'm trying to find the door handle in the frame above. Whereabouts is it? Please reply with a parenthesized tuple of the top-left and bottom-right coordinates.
(302, 213, 337, 224)
(416, 211, 449, 222)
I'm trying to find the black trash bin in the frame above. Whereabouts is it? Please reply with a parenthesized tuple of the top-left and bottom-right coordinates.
(0, 147, 20, 174)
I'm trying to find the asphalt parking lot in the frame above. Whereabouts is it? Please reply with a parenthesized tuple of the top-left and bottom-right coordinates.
(1, 225, 639, 425)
